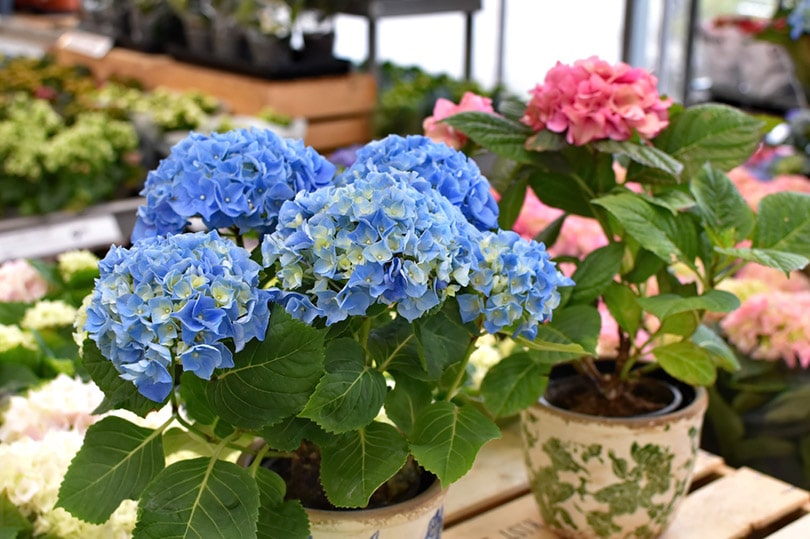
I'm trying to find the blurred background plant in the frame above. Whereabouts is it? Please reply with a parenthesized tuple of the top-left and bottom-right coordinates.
(0, 250, 99, 397)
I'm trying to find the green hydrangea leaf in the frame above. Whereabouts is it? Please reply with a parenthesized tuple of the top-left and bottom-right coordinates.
(385, 374, 433, 435)
(414, 301, 479, 379)
(593, 139, 683, 177)
(754, 192, 810, 258)
(480, 351, 550, 418)
(442, 111, 539, 163)
(631, 103, 763, 183)
(690, 164, 754, 247)
(259, 417, 324, 452)
(653, 341, 717, 386)
(367, 317, 424, 378)
(602, 282, 642, 337)
(56, 416, 165, 524)
(207, 306, 326, 429)
(255, 468, 310, 539)
(134, 458, 259, 539)
(569, 243, 625, 304)
(301, 338, 387, 434)
(716, 247, 809, 275)
(692, 324, 739, 373)
(638, 290, 740, 320)
(410, 401, 501, 486)
(0, 492, 33, 538)
(497, 174, 528, 230)
(594, 193, 682, 261)
(319, 422, 410, 508)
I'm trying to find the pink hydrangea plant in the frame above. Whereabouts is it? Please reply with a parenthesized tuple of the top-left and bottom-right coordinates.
(728, 166, 810, 210)
(423, 91, 495, 149)
(521, 56, 672, 145)
(0, 259, 48, 303)
(721, 290, 810, 369)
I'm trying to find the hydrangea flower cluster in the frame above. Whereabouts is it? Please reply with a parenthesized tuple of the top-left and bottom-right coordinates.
(458, 230, 573, 340)
(338, 134, 499, 231)
(131, 128, 335, 241)
(521, 56, 672, 145)
(262, 170, 481, 325)
(0, 258, 48, 303)
(84, 230, 272, 402)
(787, 0, 810, 39)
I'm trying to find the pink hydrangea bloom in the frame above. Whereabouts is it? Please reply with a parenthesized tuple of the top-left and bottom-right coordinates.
(0, 259, 48, 303)
(423, 91, 495, 149)
(521, 56, 672, 146)
(728, 166, 810, 210)
(721, 291, 810, 369)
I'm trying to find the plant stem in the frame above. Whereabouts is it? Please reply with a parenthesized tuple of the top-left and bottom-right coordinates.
(444, 328, 481, 401)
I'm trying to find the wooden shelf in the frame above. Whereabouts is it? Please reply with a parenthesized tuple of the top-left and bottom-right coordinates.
(51, 46, 377, 152)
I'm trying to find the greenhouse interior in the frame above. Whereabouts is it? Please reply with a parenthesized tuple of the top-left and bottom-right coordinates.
(1, 1, 810, 538)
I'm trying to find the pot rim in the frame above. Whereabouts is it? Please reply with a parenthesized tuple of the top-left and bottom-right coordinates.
(305, 476, 446, 520)
(535, 383, 708, 426)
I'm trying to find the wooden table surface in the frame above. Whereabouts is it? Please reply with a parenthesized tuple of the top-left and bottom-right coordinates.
(442, 422, 810, 538)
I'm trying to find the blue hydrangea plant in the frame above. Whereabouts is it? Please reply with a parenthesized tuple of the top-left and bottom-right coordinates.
(58, 129, 572, 539)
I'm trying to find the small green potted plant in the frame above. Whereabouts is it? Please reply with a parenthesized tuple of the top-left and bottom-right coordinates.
(442, 55, 810, 537)
(55, 127, 573, 537)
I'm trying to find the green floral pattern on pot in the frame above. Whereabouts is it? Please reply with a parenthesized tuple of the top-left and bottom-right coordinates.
(520, 387, 708, 539)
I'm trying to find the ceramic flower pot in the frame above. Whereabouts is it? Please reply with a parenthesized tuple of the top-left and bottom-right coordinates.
(305, 479, 446, 539)
(237, 442, 447, 538)
(520, 370, 708, 539)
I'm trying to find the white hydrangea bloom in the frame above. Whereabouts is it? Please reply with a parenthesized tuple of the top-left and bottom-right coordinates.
(0, 429, 137, 538)
(0, 374, 104, 443)
(20, 300, 78, 330)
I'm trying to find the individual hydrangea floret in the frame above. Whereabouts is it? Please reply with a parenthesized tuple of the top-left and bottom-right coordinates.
(338, 134, 499, 231)
(84, 230, 272, 402)
(521, 56, 672, 145)
(262, 170, 481, 325)
(457, 229, 573, 340)
(131, 128, 336, 241)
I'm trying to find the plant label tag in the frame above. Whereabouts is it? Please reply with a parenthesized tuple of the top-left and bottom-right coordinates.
(0, 214, 122, 261)
(55, 30, 114, 59)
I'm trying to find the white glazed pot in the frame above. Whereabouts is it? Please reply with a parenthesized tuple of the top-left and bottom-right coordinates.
(306, 478, 446, 539)
(520, 378, 708, 539)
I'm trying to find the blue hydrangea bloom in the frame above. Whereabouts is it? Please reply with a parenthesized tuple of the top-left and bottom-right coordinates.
(789, 0, 810, 40)
(337, 134, 499, 231)
(131, 128, 336, 242)
(84, 230, 272, 402)
(261, 170, 481, 325)
(457, 230, 573, 340)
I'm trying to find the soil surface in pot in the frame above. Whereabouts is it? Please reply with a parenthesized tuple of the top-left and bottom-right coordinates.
(262, 440, 433, 511)
(546, 375, 680, 417)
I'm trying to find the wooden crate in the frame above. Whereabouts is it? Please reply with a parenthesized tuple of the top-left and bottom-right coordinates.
(443, 423, 810, 539)
(51, 46, 377, 152)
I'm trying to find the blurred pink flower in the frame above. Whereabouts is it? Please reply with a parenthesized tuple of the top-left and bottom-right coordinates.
(511, 189, 608, 259)
(733, 265, 810, 292)
(721, 290, 810, 369)
(423, 91, 495, 149)
(728, 166, 810, 210)
(0, 259, 48, 303)
(521, 56, 672, 146)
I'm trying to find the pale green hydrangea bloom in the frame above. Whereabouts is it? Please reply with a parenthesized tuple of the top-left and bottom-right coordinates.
(21, 300, 78, 330)
(0, 323, 37, 352)
(57, 250, 99, 282)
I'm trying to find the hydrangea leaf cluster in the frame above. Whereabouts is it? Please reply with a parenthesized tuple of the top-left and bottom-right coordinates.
(261, 170, 481, 325)
(338, 134, 499, 231)
(458, 230, 573, 340)
(131, 128, 335, 241)
(84, 230, 272, 402)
